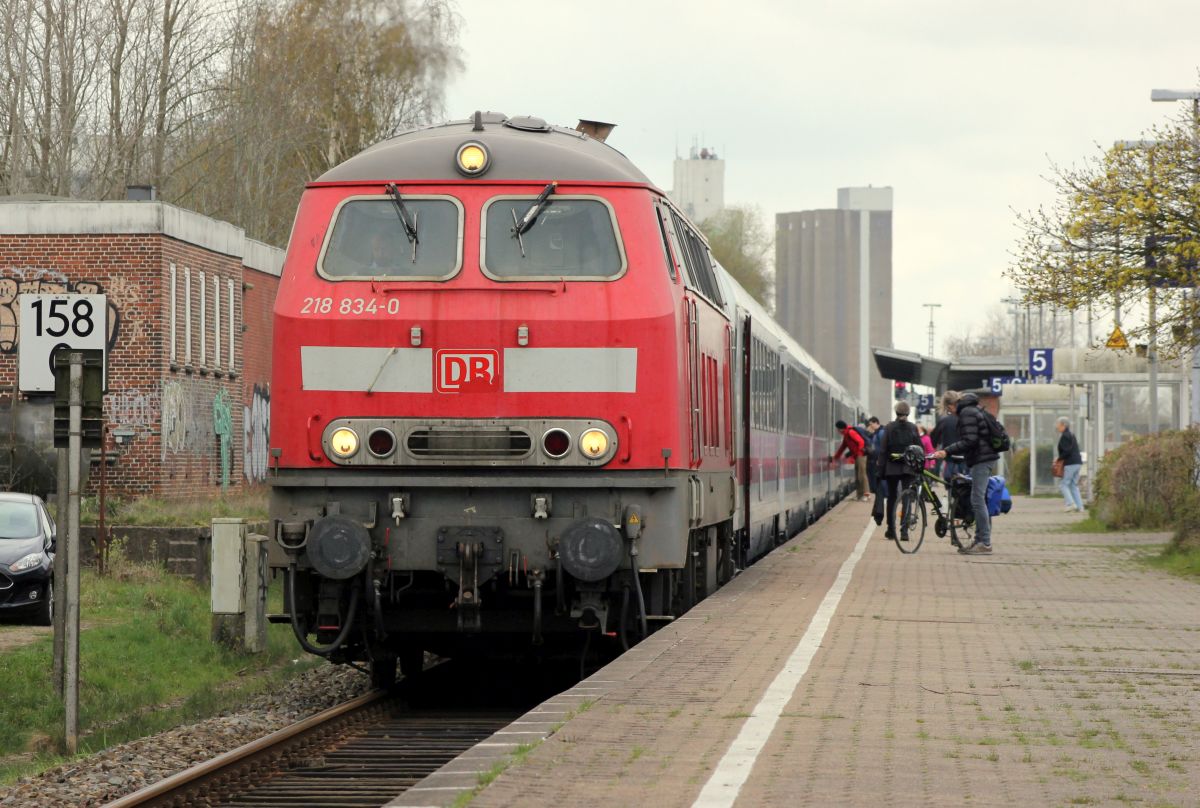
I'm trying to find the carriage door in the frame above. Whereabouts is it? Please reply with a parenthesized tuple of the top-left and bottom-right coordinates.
(663, 207, 727, 470)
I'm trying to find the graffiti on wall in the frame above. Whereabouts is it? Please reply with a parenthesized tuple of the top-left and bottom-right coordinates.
(160, 379, 216, 458)
(244, 384, 270, 483)
(213, 389, 232, 490)
(0, 267, 126, 352)
(108, 388, 161, 432)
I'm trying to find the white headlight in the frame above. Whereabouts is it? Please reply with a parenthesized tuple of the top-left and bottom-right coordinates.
(9, 553, 43, 573)
(329, 427, 360, 458)
(579, 429, 610, 459)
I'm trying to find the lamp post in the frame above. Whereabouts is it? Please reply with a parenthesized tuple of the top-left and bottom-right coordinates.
(922, 303, 941, 357)
(1152, 88, 1200, 428)
(1115, 139, 1161, 433)
(1002, 296, 1022, 377)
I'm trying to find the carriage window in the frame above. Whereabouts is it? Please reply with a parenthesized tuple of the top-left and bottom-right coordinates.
(319, 196, 463, 280)
(483, 196, 625, 280)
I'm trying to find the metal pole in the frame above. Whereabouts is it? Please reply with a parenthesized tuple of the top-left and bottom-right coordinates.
(64, 353, 82, 754)
(922, 303, 941, 357)
(1013, 304, 1021, 376)
(1192, 97, 1200, 427)
(52, 447, 67, 697)
(1149, 286, 1159, 433)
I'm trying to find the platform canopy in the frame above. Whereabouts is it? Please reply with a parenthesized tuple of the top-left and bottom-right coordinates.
(872, 347, 1020, 393)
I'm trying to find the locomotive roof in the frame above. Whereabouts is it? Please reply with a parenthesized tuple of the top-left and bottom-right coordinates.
(316, 112, 654, 185)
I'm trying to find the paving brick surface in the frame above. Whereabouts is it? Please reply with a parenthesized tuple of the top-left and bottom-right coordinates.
(396, 497, 1200, 808)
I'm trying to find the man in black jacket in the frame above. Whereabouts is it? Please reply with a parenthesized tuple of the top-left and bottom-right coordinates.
(876, 401, 924, 541)
(934, 391, 999, 554)
(930, 390, 961, 479)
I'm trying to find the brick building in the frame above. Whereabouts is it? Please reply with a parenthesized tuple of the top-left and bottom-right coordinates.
(0, 199, 282, 498)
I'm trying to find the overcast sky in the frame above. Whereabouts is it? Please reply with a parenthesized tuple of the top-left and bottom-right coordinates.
(444, 0, 1200, 356)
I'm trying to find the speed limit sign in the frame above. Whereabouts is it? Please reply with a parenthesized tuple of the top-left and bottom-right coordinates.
(18, 294, 108, 392)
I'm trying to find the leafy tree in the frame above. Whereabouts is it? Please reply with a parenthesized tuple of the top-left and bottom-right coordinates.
(1007, 101, 1200, 359)
(700, 205, 773, 310)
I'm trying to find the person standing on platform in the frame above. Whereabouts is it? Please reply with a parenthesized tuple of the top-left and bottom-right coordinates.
(1056, 416, 1084, 512)
(865, 416, 883, 495)
(934, 392, 1000, 555)
(918, 424, 936, 469)
(931, 390, 962, 479)
(876, 401, 924, 541)
(830, 420, 868, 501)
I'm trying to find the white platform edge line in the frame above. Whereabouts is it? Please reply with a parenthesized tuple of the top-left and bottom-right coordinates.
(691, 518, 876, 808)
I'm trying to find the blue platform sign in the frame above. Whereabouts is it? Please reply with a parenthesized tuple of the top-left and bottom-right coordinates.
(984, 376, 1026, 395)
(1029, 348, 1053, 381)
(916, 394, 934, 415)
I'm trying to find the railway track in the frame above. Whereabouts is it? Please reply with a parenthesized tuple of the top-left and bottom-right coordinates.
(107, 688, 516, 808)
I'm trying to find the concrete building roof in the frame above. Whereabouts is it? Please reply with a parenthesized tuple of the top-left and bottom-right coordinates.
(0, 199, 284, 276)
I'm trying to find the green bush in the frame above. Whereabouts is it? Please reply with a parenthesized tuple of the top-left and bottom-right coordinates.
(1008, 447, 1031, 494)
(1092, 427, 1200, 530)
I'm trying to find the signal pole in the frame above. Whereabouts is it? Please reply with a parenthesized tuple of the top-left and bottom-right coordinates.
(922, 303, 941, 357)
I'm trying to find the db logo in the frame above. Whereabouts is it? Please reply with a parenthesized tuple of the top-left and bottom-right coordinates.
(436, 350, 500, 393)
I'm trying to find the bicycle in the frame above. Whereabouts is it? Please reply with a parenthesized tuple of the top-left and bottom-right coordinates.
(889, 447, 975, 554)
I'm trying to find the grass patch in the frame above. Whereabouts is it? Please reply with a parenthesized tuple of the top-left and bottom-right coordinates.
(1058, 515, 1116, 534)
(53, 489, 270, 527)
(1145, 545, 1200, 580)
(0, 562, 310, 783)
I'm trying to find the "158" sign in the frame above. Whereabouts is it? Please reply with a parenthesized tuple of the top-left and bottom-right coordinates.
(18, 294, 107, 392)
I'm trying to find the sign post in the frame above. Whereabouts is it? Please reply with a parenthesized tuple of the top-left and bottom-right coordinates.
(64, 352, 82, 755)
(19, 294, 107, 755)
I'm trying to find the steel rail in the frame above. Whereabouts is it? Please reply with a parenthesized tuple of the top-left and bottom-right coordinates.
(106, 689, 391, 808)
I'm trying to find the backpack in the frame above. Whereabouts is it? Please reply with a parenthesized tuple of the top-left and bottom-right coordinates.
(852, 425, 871, 449)
(986, 476, 1013, 517)
(980, 409, 1011, 453)
(886, 420, 918, 457)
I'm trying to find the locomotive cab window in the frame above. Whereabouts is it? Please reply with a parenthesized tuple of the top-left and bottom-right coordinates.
(482, 195, 626, 280)
(318, 195, 464, 281)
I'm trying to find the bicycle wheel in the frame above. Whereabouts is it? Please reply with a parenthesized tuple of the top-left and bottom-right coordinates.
(949, 508, 974, 550)
(895, 482, 926, 554)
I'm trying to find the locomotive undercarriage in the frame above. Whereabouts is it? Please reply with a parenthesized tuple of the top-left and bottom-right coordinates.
(269, 468, 736, 684)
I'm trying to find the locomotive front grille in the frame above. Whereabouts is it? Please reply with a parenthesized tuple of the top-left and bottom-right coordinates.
(406, 427, 533, 460)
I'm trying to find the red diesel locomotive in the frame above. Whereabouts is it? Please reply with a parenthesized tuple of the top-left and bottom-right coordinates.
(268, 112, 860, 683)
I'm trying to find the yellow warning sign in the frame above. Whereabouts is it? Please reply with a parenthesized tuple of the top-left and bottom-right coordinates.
(628, 514, 640, 525)
(1106, 326, 1129, 350)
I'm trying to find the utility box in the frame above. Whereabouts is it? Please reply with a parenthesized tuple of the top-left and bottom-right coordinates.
(211, 518, 246, 648)
(243, 534, 269, 653)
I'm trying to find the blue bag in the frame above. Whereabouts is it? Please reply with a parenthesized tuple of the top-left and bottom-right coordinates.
(986, 475, 1012, 517)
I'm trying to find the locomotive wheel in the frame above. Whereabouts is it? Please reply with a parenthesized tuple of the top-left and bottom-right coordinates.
(399, 646, 425, 680)
(370, 656, 397, 689)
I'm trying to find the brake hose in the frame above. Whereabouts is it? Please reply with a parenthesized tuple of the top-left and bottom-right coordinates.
(288, 563, 360, 657)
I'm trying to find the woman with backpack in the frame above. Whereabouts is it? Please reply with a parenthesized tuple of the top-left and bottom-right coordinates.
(875, 401, 924, 541)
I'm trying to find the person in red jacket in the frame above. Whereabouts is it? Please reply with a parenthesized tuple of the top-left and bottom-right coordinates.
(829, 419, 869, 501)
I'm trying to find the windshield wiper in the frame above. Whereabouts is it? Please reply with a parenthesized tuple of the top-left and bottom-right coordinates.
(510, 181, 557, 257)
(384, 183, 419, 263)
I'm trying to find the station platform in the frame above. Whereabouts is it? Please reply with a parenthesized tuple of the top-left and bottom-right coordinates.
(389, 496, 1200, 808)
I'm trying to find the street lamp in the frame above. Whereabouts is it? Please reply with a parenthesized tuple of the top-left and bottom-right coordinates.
(1151, 88, 1200, 428)
(922, 303, 941, 357)
(1114, 139, 1162, 433)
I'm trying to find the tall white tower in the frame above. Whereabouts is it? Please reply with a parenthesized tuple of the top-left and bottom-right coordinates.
(670, 145, 725, 224)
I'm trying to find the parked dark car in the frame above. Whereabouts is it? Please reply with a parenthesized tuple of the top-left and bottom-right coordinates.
(0, 493, 56, 626)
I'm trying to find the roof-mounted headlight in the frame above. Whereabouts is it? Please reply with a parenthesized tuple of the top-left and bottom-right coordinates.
(456, 141, 490, 176)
